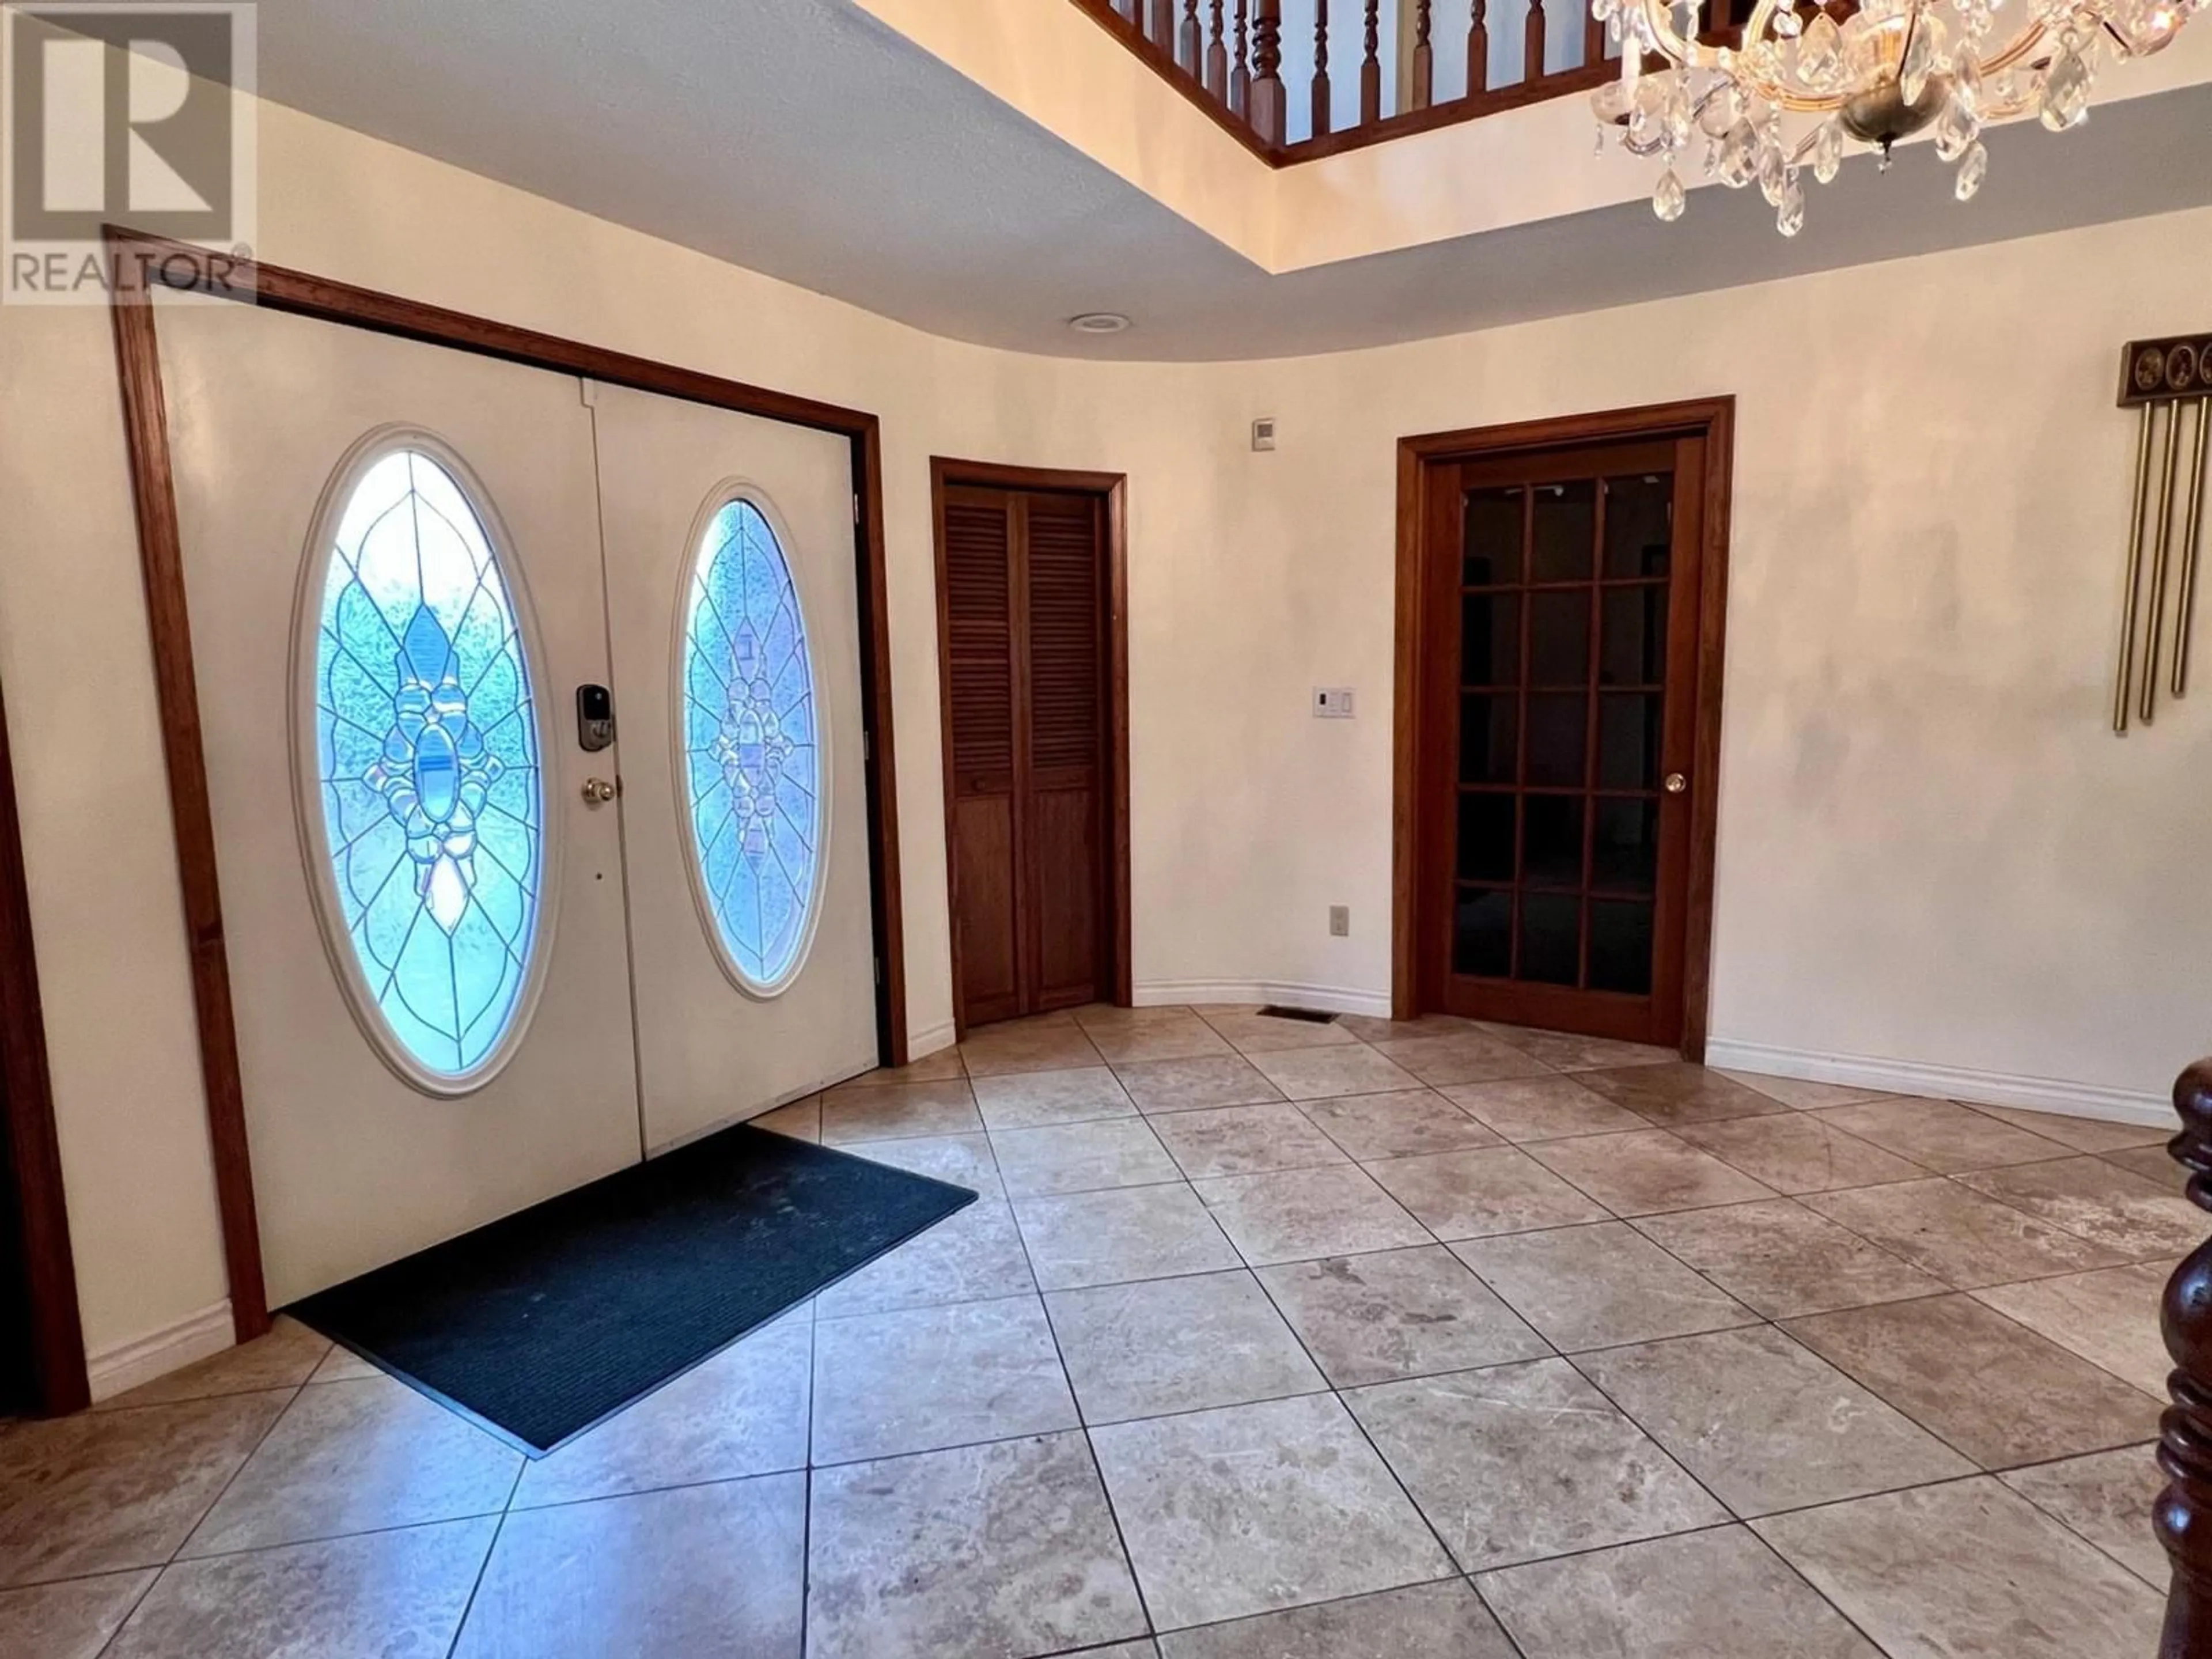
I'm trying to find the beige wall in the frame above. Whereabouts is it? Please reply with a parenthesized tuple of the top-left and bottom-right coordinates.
(1116, 236, 2212, 1101)
(0, 300, 233, 1363)
(2, 94, 2205, 1369)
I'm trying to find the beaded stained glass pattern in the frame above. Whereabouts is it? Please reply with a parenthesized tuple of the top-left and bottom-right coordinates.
(312, 449, 543, 1079)
(682, 497, 820, 990)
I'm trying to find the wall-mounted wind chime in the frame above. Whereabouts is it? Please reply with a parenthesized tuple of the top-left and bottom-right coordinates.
(2113, 335, 2212, 734)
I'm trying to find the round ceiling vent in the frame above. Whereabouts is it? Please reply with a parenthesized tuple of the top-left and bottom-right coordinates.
(1069, 312, 1132, 335)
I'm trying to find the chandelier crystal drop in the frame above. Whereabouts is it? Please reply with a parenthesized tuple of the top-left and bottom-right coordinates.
(1590, 0, 2203, 232)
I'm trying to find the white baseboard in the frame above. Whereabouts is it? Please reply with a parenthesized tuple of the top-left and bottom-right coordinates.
(908, 1020, 958, 1060)
(88, 1300, 234, 1402)
(1132, 979, 1394, 1019)
(1703, 1038, 2171, 1127)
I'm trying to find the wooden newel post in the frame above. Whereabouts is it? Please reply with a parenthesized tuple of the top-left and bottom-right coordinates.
(1249, 0, 1287, 146)
(2158, 1058, 2212, 1659)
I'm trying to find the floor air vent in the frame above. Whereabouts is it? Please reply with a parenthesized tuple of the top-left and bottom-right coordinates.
(1256, 1006, 1338, 1024)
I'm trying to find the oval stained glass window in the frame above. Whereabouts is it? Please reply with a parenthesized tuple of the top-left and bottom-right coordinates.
(680, 496, 823, 993)
(309, 447, 546, 1083)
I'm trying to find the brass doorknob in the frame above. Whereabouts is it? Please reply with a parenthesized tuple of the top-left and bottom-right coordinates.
(1664, 772, 1688, 794)
(581, 777, 616, 806)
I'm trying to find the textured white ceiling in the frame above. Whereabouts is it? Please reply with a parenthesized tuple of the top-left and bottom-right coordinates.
(251, 0, 2212, 361)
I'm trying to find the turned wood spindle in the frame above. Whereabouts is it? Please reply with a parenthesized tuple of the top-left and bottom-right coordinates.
(1181, 0, 1203, 73)
(1524, 0, 1549, 84)
(2159, 1058, 2212, 1659)
(1249, 0, 1287, 146)
(1147, 0, 1176, 48)
(1207, 0, 1230, 99)
(1468, 0, 1490, 95)
(1312, 0, 1333, 138)
(1410, 0, 1435, 112)
(1232, 0, 1251, 116)
(1360, 1, 1382, 125)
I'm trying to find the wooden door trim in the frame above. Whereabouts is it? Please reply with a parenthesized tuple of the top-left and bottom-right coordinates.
(103, 227, 910, 1342)
(0, 675, 91, 1414)
(1392, 397, 1734, 1058)
(929, 459, 1132, 1037)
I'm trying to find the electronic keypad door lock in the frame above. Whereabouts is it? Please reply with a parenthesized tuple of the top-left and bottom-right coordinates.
(575, 683, 616, 752)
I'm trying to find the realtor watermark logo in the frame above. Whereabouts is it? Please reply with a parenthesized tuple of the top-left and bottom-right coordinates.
(2, 2, 256, 303)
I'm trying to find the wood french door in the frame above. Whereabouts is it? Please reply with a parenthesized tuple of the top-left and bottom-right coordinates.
(1408, 416, 1727, 1049)
(936, 475, 1120, 1029)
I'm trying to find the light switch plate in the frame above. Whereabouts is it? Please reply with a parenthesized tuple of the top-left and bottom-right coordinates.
(1328, 906, 1350, 937)
(1313, 687, 1355, 718)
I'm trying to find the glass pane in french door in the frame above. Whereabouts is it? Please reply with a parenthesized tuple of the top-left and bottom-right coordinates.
(1452, 467, 1673, 995)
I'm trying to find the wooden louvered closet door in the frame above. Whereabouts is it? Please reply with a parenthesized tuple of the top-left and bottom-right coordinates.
(940, 484, 1109, 1028)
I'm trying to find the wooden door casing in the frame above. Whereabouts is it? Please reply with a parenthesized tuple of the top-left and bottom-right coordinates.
(934, 465, 1126, 1033)
(1393, 401, 1732, 1055)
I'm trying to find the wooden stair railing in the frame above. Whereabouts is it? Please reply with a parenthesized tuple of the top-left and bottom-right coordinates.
(2160, 1058, 2212, 1658)
(1070, 0, 1611, 166)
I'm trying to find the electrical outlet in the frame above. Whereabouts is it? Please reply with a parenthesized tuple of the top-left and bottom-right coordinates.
(1313, 687, 1355, 718)
(1251, 417, 1277, 451)
(1328, 906, 1350, 937)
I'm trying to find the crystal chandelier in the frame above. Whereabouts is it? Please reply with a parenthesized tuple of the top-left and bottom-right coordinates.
(1589, 0, 2201, 234)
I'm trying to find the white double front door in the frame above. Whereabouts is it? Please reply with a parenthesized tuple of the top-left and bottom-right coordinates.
(156, 294, 878, 1304)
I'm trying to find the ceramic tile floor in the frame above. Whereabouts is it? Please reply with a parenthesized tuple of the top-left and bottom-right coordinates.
(0, 1005, 2187, 1658)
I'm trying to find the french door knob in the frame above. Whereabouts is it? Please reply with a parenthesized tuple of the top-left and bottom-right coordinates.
(1663, 772, 1688, 794)
(582, 777, 616, 806)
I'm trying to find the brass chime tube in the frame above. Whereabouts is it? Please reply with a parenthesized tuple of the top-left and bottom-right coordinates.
(2115, 404, 2157, 734)
(2141, 402, 2188, 725)
(2172, 396, 2211, 699)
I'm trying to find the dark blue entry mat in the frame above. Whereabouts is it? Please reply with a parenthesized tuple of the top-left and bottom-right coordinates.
(288, 1123, 975, 1455)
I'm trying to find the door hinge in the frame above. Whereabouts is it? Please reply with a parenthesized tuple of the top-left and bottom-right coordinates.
(873, 956, 884, 986)
(862, 728, 872, 762)
(853, 493, 862, 526)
